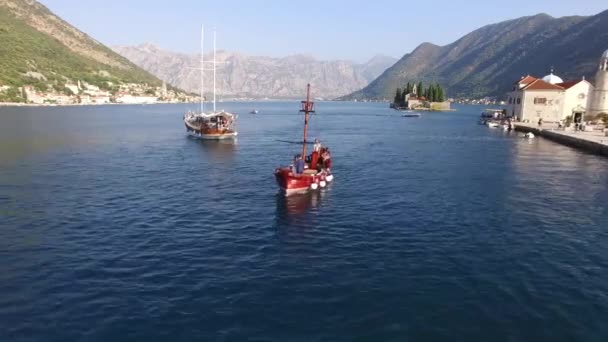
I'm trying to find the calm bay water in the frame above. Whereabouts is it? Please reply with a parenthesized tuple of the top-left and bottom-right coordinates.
(1, 102, 608, 341)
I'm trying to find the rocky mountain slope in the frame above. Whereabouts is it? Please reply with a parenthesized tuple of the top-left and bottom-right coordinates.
(112, 44, 396, 99)
(0, 0, 163, 94)
(344, 10, 608, 100)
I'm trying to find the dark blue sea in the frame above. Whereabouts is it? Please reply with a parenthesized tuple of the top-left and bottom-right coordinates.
(1, 102, 608, 341)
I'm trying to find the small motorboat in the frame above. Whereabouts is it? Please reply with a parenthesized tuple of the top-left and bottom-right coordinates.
(524, 132, 535, 139)
(487, 122, 499, 128)
(250, 109, 259, 114)
(402, 113, 421, 118)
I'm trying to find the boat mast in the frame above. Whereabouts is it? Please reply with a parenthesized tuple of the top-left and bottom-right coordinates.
(213, 28, 217, 113)
(200, 24, 204, 113)
(300, 83, 315, 158)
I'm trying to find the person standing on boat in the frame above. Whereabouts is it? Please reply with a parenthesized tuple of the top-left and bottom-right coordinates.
(321, 149, 331, 174)
(537, 117, 543, 129)
(313, 139, 322, 153)
(309, 139, 321, 170)
(293, 154, 305, 175)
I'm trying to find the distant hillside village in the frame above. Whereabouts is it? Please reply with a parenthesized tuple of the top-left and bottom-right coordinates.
(0, 78, 198, 105)
(390, 82, 451, 110)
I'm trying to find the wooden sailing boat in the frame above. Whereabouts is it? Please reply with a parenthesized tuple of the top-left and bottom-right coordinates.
(274, 84, 333, 195)
(184, 26, 237, 140)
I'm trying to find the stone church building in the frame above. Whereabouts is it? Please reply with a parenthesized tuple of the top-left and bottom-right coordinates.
(506, 49, 608, 122)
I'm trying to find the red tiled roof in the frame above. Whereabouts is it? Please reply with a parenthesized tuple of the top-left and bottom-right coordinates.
(523, 79, 564, 91)
(555, 80, 582, 89)
(517, 75, 537, 85)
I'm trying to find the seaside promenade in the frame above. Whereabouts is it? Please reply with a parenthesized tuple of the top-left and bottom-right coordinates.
(514, 122, 608, 157)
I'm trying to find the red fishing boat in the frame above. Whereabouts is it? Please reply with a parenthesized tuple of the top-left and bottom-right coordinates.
(274, 84, 333, 195)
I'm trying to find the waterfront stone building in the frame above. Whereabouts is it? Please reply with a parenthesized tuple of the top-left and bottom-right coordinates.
(506, 49, 608, 122)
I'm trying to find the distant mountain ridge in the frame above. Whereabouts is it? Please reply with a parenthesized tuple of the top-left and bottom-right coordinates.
(112, 44, 397, 99)
(344, 10, 608, 100)
(0, 0, 164, 92)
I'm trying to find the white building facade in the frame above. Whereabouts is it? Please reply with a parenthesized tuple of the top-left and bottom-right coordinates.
(507, 49, 608, 122)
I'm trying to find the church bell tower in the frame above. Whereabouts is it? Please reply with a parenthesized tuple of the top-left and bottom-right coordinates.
(590, 49, 608, 115)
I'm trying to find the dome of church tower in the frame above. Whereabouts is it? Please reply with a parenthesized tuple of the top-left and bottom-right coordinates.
(542, 70, 563, 84)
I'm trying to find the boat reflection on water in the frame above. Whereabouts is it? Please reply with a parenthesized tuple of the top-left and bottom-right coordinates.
(190, 137, 237, 161)
(275, 189, 325, 223)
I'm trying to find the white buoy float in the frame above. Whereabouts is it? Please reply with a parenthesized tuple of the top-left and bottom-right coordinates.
(319, 180, 327, 188)
(326, 174, 334, 182)
(310, 183, 319, 190)
(524, 132, 535, 139)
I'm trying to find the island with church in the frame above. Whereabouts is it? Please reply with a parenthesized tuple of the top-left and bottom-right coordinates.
(390, 82, 451, 111)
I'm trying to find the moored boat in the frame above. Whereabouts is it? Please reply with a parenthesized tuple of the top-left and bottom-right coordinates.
(274, 84, 333, 195)
(481, 108, 504, 119)
(250, 109, 259, 114)
(402, 113, 421, 118)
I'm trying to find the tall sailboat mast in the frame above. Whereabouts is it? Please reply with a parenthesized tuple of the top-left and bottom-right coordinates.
(300, 84, 314, 158)
(200, 25, 204, 113)
(213, 28, 217, 113)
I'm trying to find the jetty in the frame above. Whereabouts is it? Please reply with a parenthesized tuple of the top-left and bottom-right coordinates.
(514, 122, 608, 157)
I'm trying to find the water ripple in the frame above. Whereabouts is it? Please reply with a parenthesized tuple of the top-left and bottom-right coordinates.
(1, 103, 608, 341)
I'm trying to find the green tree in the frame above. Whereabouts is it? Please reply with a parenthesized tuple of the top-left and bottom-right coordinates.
(417, 82, 423, 97)
(405, 82, 412, 94)
(430, 84, 437, 102)
(437, 86, 445, 102)
(394, 88, 402, 104)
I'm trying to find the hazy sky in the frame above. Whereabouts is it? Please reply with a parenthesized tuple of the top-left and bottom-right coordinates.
(41, 0, 606, 62)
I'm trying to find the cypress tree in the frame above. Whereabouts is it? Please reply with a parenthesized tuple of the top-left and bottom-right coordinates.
(394, 88, 402, 104)
(430, 84, 437, 102)
(406, 82, 411, 94)
(437, 86, 445, 102)
(417, 82, 423, 98)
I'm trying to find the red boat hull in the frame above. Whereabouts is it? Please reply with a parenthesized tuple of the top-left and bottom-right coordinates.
(274, 168, 331, 195)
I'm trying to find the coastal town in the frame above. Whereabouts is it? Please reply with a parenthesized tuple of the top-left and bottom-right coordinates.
(0, 80, 200, 106)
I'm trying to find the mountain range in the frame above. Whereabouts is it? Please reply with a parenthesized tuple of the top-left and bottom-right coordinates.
(112, 44, 397, 99)
(344, 10, 608, 100)
(0, 0, 163, 95)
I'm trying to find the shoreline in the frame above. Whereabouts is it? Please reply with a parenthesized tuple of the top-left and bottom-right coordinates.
(0, 99, 361, 108)
(514, 123, 608, 157)
(0, 102, 196, 108)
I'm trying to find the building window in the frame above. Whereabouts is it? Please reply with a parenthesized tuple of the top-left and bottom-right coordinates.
(517, 98, 521, 104)
(534, 97, 547, 104)
(509, 97, 512, 104)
